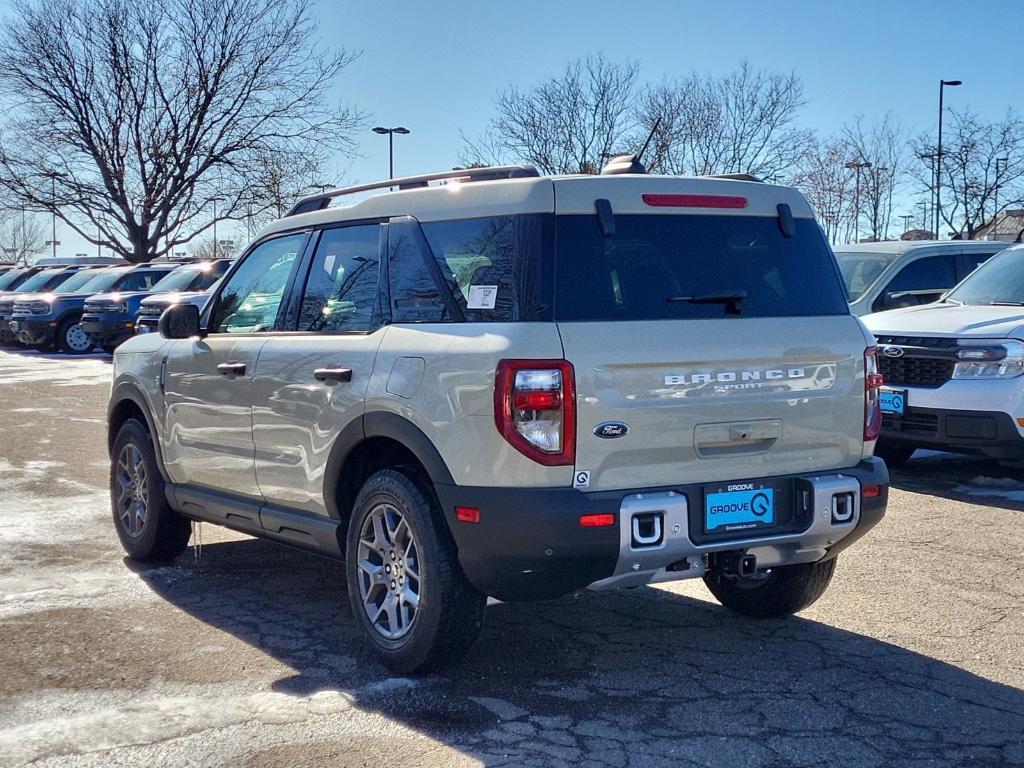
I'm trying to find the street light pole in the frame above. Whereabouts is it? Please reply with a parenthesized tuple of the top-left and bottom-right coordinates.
(50, 176, 57, 260)
(372, 126, 411, 179)
(900, 214, 913, 235)
(935, 79, 962, 238)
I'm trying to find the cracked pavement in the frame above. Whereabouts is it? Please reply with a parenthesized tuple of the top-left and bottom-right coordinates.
(0, 349, 1021, 767)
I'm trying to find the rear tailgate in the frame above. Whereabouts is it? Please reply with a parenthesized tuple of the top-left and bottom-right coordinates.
(551, 175, 867, 492)
(562, 317, 867, 491)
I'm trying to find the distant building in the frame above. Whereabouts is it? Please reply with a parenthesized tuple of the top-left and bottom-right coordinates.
(901, 228, 935, 241)
(973, 209, 1024, 242)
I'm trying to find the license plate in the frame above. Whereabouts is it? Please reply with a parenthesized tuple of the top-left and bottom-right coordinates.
(704, 484, 775, 533)
(138, 325, 150, 334)
(880, 389, 907, 414)
(8, 321, 18, 332)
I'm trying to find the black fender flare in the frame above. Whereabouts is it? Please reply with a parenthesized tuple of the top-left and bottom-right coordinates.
(322, 411, 455, 520)
(108, 381, 170, 482)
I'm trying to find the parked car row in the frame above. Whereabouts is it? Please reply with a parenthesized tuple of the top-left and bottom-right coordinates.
(0, 258, 229, 354)
(834, 238, 1024, 465)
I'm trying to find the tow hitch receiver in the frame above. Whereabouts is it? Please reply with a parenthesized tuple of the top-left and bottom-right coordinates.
(713, 551, 758, 578)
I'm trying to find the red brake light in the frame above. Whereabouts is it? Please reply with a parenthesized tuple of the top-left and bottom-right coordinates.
(579, 513, 616, 528)
(863, 485, 882, 499)
(494, 359, 576, 466)
(455, 506, 480, 523)
(864, 347, 883, 441)
(642, 193, 749, 209)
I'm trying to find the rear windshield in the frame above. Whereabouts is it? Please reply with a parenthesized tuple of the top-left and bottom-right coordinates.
(554, 215, 849, 321)
(833, 250, 900, 301)
(946, 246, 1024, 305)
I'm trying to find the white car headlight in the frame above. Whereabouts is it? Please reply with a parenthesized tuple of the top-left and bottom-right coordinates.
(953, 339, 1024, 379)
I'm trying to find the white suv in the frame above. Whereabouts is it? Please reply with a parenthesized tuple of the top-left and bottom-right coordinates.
(106, 164, 888, 672)
(864, 243, 1024, 465)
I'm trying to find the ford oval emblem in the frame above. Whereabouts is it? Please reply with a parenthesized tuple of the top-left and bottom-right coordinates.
(882, 346, 905, 358)
(594, 421, 629, 439)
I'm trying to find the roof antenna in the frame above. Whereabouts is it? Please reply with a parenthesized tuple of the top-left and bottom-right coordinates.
(600, 117, 661, 176)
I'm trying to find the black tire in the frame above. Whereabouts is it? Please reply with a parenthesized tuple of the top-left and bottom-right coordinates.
(874, 440, 916, 468)
(345, 467, 486, 674)
(110, 418, 191, 562)
(56, 315, 92, 355)
(703, 558, 837, 618)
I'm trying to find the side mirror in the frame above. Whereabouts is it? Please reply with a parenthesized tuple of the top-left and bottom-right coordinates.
(158, 303, 201, 339)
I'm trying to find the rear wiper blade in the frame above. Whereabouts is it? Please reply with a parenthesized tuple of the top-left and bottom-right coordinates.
(669, 291, 747, 315)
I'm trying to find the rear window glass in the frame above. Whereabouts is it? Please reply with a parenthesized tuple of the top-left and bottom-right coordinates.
(554, 215, 849, 321)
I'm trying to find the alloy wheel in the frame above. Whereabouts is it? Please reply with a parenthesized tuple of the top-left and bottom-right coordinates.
(357, 502, 421, 640)
(114, 443, 148, 538)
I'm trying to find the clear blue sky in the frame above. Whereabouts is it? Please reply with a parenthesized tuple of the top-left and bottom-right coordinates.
(331, 0, 1022, 185)
(38, 0, 1024, 254)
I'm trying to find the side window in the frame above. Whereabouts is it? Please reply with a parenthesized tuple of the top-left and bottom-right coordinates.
(118, 270, 166, 292)
(875, 255, 956, 311)
(298, 225, 381, 333)
(211, 234, 305, 333)
(388, 219, 448, 323)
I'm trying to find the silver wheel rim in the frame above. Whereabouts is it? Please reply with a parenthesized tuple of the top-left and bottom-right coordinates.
(115, 443, 148, 538)
(357, 503, 421, 640)
(65, 323, 91, 352)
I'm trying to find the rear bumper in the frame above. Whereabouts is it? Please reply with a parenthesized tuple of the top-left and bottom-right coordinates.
(82, 315, 135, 343)
(882, 406, 1024, 458)
(436, 458, 888, 601)
(10, 316, 55, 346)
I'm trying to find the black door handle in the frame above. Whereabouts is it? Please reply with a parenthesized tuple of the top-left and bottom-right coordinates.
(216, 362, 247, 377)
(314, 367, 353, 383)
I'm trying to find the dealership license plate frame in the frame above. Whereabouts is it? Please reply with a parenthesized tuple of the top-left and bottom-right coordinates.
(703, 482, 777, 535)
(880, 388, 907, 415)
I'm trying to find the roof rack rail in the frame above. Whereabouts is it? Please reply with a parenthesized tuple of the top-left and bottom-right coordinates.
(703, 173, 764, 183)
(285, 165, 540, 217)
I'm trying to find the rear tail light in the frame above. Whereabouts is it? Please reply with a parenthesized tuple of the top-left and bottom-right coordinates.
(642, 193, 749, 209)
(864, 347, 884, 441)
(494, 359, 576, 466)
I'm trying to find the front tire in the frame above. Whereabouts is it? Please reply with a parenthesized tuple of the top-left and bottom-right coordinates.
(704, 559, 837, 618)
(345, 468, 486, 674)
(110, 418, 191, 561)
(57, 316, 93, 355)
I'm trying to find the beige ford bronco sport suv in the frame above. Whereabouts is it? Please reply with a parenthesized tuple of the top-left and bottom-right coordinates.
(107, 161, 889, 672)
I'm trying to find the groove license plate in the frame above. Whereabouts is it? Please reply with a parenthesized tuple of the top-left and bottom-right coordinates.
(704, 484, 775, 533)
(880, 389, 907, 414)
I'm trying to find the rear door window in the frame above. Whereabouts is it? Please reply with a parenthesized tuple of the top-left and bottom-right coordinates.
(298, 224, 381, 333)
(874, 255, 956, 311)
(554, 214, 848, 321)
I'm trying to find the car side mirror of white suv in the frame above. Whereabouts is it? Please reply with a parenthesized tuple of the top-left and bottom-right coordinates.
(158, 303, 201, 339)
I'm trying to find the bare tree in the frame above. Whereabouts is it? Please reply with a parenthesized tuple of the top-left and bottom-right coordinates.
(843, 113, 904, 240)
(791, 136, 856, 244)
(0, 0, 362, 263)
(0, 207, 45, 263)
(462, 54, 640, 174)
(638, 61, 813, 179)
(187, 235, 239, 261)
(911, 109, 1024, 239)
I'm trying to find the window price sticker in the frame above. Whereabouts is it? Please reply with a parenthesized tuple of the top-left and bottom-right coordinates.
(467, 285, 498, 310)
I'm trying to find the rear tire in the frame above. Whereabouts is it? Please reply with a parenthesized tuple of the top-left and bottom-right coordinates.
(57, 316, 93, 355)
(874, 440, 916, 468)
(704, 559, 837, 618)
(110, 418, 191, 562)
(345, 468, 486, 674)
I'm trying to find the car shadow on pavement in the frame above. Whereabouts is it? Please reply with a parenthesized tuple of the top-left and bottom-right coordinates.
(133, 537, 1024, 766)
(889, 451, 1024, 513)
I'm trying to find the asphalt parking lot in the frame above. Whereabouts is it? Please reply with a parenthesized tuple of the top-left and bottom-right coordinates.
(0, 349, 1021, 768)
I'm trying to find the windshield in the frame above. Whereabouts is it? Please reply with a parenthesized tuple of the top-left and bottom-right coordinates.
(946, 247, 1024, 305)
(0, 268, 27, 290)
(53, 269, 105, 294)
(149, 262, 226, 293)
(76, 268, 130, 294)
(15, 268, 66, 293)
(833, 250, 900, 301)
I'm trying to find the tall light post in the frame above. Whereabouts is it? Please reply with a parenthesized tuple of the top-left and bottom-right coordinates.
(210, 197, 223, 260)
(993, 156, 1009, 240)
(935, 79, 962, 238)
(900, 214, 913, 235)
(50, 176, 57, 259)
(372, 126, 410, 179)
(845, 160, 871, 243)
(918, 201, 928, 232)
